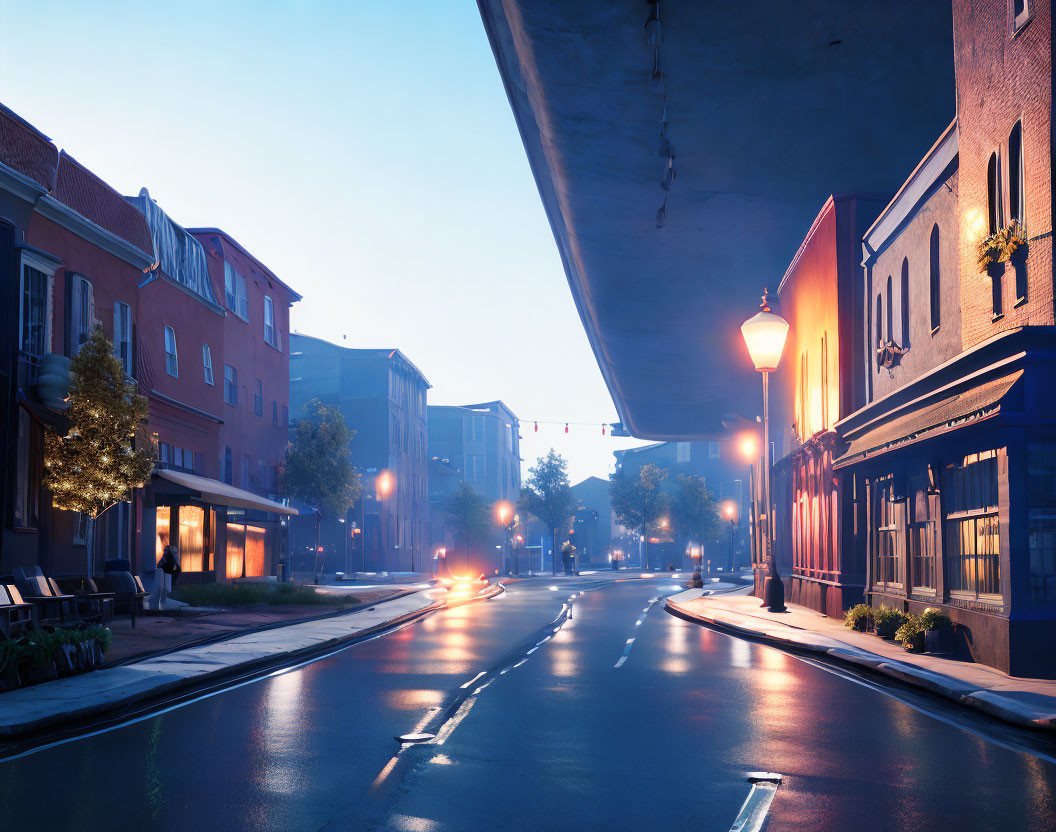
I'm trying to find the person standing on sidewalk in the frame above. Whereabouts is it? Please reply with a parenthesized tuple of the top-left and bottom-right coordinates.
(153, 544, 181, 610)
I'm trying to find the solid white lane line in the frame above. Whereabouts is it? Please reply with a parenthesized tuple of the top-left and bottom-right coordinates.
(460, 671, 487, 689)
(729, 782, 780, 832)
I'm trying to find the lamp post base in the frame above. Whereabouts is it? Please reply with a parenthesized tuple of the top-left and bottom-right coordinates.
(763, 575, 786, 612)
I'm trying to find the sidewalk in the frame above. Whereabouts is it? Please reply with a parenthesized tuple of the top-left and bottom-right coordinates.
(103, 586, 406, 666)
(666, 588, 1056, 731)
(0, 582, 500, 740)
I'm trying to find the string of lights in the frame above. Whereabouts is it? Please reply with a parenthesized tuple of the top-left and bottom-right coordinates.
(519, 419, 629, 436)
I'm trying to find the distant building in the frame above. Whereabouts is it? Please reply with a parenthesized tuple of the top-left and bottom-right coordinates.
(427, 401, 520, 573)
(289, 334, 430, 573)
(570, 476, 615, 564)
(613, 440, 751, 570)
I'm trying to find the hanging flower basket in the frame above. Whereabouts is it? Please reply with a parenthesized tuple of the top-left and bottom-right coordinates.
(977, 221, 1028, 273)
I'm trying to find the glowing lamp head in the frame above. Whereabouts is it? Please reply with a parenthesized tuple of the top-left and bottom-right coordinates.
(376, 471, 393, 498)
(722, 501, 737, 521)
(737, 432, 759, 462)
(740, 290, 789, 373)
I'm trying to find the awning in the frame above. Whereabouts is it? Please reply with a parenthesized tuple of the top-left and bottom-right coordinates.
(835, 371, 1022, 468)
(153, 469, 298, 515)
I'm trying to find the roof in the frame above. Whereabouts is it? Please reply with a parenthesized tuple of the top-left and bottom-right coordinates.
(0, 103, 57, 190)
(187, 227, 302, 301)
(290, 333, 432, 388)
(54, 152, 154, 253)
(835, 370, 1022, 467)
(154, 469, 297, 515)
(433, 400, 520, 423)
(862, 120, 958, 264)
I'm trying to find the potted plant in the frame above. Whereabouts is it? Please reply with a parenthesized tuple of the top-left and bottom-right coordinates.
(918, 607, 953, 653)
(977, 221, 1028, 274)
(872, 604, 908, 639)
(24, 633, 59, 684)
(843, 603, 873, 632)
(895, 614, 924, 652)
(0, 639, 23, 692)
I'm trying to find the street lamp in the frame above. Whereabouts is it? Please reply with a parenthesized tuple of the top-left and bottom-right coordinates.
(376, 471, 393, 571)
(740, 289, 789, 612)
(496, 501, 514, 575)
(722, 501, 738, 574)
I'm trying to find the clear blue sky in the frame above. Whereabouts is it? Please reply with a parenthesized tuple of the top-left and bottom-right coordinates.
(0, 0, 650, 483)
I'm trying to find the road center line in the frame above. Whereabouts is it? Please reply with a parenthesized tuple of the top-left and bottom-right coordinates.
(729, 774, 782, 832)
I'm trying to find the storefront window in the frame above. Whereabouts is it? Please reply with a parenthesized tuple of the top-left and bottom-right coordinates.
(156, 506, 171, 564)
(227, 522, 268, 579)
(909, 472, 936, 591)
(874, 478, 901, 586)
(946, 450, 1001, 598)
(179, 506, 206, 572)
(1028, 442, 1056, 600)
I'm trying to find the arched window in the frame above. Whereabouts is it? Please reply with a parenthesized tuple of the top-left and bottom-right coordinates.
(875, 294, 883, 369)
(900, 259, 910, 347)
(987, 152, 1001, 234)
(930, 225, 941, 330)
(886, 275, 893, 345)
(1009, 121, 1024, 224)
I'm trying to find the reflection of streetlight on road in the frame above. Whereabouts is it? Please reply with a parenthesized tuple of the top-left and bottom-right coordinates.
(741, 289, 789, 612)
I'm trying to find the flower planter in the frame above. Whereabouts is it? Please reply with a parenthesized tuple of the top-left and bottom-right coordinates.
(27, 661, 58, 684)
(902, 632, 925, 653)
(55, 645, 79, 677)
(874, 620, 901, 639)
(924, 628, 951, 654)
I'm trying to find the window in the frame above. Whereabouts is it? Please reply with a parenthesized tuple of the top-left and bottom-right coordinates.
(676, 442, 690, 463)
(900, 259, 910, 348)
(273, 400, 279, 425)
(114, 302, 133, 374)
(282, 405, 288, 425)
(224, 262, 248, 321)
(466, 454, 484, 481)
(875, 294, 883, 367)
(164, 326, 178, 377)
(946, 450, 1001, 598)
(158, 442, 204, 474)
(254, 379, 263, 416)
(20, 263, 49, 360)
(993, 271, 1004, 318)
(987, 152, 1001, 234)
(223, 446, 233, 485)
(1009, 121, 1024, 224)
(13, 408, 39, 529)
(241, 455, 250, 490)
(709, 441, 720, 459)
(1012, 0, 1031, 32)
(1028, 442, 1056, 600)
(264, 296, 281, 349)
(885, 275, 893, 345)
(202, 344, 214, 385)
(929, 226, 941, 331)
(909, 472, 936, 591)
(224, 364, 238, 406)
(468, 414, 484, 441)
(68, 273, 95, 354)
(874, 478, 902, 586)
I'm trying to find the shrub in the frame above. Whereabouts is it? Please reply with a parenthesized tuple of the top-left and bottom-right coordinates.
(895, 614, 922, 647)
(844, 604, 872, 632)
(872, 604, 908, 638)
(918, 607, 952, 632)
(171, 582, 360, 608)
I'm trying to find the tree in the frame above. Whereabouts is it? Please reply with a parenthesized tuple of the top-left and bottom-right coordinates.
(283, 398, 362, 581)
(670, 474, 720, 569)
(441, 482, 492, 573)
(609, 462, 669, 570)
(44, 326, 155, 580)
(521, 449, 578, 575)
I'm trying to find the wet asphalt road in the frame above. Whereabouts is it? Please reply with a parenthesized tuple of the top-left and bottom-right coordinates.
(2, 575, 1056, 831)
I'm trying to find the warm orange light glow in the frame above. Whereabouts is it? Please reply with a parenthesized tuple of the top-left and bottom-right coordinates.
(741, 305, 790, 372)
(495, 500, 513, 525)
(722, 501, 737, 521)
(376, 470, 393, 498)
(737, 432, 759, 462)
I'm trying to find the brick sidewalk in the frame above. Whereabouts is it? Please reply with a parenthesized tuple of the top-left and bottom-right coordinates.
(667, 588, 1056, 731)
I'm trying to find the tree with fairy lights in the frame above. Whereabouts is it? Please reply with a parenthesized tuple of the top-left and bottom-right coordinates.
(44, 325, 155, 580)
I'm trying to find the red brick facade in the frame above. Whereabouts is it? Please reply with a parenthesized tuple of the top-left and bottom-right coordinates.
(953, 0, 1053, 344)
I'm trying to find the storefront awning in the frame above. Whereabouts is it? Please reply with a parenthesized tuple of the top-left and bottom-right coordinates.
(153, 469, 298, 515)
(835, 371, 1022, 469)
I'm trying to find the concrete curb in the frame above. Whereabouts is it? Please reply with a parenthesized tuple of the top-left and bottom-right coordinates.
(0, 584, 501, 743)
(665, 594, 1056, 733)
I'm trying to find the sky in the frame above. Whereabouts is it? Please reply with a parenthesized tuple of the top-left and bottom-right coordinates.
(0, 0, 651, 484)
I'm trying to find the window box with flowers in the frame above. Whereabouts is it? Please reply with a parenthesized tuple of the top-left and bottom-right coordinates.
(977, 221, 1027, 275)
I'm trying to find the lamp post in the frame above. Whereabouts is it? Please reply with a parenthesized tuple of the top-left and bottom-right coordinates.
(722, 501, 737, 573)
(740, 289, 789, 612)
(376, 471, 393, 572)
(496, 501, 514, 575)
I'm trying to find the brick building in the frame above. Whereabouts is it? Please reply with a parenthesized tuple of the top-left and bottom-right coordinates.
(0, 103, 299, 583)
(836, 0, 1056, 677)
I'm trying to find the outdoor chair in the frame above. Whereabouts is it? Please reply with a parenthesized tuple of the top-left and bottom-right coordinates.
(14, 566, 77, 626)
(102, 560, 148, 628)
(0, 584, 36, 638)
(57, 577, 115, 624)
